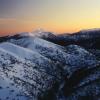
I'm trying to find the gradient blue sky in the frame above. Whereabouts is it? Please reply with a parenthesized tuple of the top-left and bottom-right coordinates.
(0, 0, 100, 35)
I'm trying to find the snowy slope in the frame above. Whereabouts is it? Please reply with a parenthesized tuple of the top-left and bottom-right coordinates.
(0, 47, 65, 100)
(0, 42, 63, 79)
(0, 42, 52, 66)
(9, 37, 99, 77)
(0, 48, 38, 99)
(9, 37, 67, 64)
(9, 37, 71, 78)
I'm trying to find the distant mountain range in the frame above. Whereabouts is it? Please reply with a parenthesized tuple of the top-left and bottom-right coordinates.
(0, 28, 100, 100)
(1, 28, 100, 49)
(48, 28, 100, 49)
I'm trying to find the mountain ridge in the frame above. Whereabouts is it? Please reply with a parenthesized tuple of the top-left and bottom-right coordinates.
(0, 28, 100, 99)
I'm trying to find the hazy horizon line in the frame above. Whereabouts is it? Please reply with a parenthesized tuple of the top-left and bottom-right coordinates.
(0, 27, 100, 37)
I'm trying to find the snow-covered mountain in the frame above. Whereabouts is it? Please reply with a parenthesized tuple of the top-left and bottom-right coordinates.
(0, 28, 100, 100)
(9, 36, 99, 77)
(9, 37, 67, 65)
(0, 43, 65, 100)
(13, 29, 57, 40)
(32, 28, 57, 39)
(0, 42, 53, 67)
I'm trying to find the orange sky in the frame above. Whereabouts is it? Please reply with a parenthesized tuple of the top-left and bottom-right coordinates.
(0, 0, 100, 36)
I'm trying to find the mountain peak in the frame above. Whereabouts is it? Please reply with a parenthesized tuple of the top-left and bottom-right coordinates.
(16, 28, 46, 37)
(32, 28, 45, 34)
(31, 28, 56, 38)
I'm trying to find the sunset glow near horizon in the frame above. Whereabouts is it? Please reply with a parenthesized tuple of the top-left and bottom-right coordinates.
(0, 0, 100, 36)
